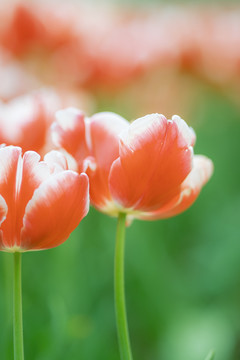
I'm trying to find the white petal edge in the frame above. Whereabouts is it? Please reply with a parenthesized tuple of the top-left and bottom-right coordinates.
(172, 115, 196, 147)
(119, 113, 166, 153)
(44, 150, 68, 173)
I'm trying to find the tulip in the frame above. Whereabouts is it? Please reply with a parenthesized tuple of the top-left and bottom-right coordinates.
(52, 108, 213, 360)
(0, 92, 47, 154)
(0, 145, 89, 360)
(0, 88, 88, 160)
(52, 109, 212, 220)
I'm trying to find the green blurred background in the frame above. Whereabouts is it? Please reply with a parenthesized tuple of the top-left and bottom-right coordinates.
(1, 1, 240, 360)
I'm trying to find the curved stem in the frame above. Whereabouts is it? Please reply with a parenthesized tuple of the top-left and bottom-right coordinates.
(13, 252, 24, 360)
(114, 212, 133, 360)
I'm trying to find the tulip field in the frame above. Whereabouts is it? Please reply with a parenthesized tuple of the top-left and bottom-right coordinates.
(0, 1, 240, 360)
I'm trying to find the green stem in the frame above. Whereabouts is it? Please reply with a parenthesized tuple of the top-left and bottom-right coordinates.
(114, 212, 133, 360)
(13, 252, 24, 360)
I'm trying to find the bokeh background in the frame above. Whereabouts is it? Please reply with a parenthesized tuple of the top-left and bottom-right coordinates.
(0, 0, 240, 359)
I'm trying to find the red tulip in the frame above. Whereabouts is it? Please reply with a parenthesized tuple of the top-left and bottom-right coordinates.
(52, 109, 212, 220)
(0, 88, 88, 157)
(0, 146, 89, 252)
(0, 93, 47, 153)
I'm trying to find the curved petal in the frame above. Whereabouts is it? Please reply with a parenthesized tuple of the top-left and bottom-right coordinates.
(21, 172, 89, 250)
(0, 195, 8, 224)
(0, 94, 47, 153)
(0, 195, 8, 250)
(109, 114, 193, 212)
(0, 146, 22, 248)
(86, 112, 129, 210)
(43, 150, 68, 173)
(15, 151, 52, 247)
(51, 107, 88, 171)
(89, 112, 129, 169)
(15, 150, 71, 248)
(171, 115, 196, 147)
(139, 155, 213, 220)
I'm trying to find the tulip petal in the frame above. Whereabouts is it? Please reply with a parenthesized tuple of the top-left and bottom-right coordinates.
(171, 115, 196, 147)
(0, 195, 8, 224)
(0, 195, 8, 250)
(15, 151, 51, 246)
(0, 146, 21, 248)
(44, 150, 68, 173)
(87, 112, 129, 209)
(21, 172, 89, 250)
(90, 112, 129, 169)
(109, 114, 193, 211)
(139, 155, 213, 220)
(52, 107, 88, 170)
(0, 94, 47, 153)
(16, 150, 71, 247)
